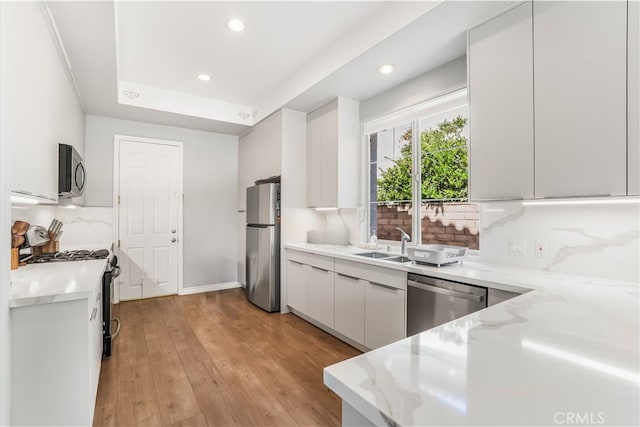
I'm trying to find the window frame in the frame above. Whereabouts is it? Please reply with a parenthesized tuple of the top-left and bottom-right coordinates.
(364, 88, 470, 246)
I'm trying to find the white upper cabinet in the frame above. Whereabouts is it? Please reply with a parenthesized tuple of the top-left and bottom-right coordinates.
(306, 97, 360, 208)
(237, 112, 282, 211)
(533, 1, 627, 198)
(628, 0, 639, 196)
(306, 111, 323, 208)
(3, 2, 84, 202)
(469, 1, 534, 201)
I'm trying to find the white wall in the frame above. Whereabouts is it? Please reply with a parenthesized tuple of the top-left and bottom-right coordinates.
(84, 115, 239, 288)
(0, 2, 10, 421)
(360, 56, 467, 123)
(478, 202, 640, 282)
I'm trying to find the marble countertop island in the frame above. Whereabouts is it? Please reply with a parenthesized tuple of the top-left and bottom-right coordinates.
(10, 259, 108, 308)
(283, 244, 640, 426)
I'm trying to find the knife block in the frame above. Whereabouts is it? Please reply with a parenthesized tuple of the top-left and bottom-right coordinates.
(11, 248, 18, 270)
(32, 240, 59, 255)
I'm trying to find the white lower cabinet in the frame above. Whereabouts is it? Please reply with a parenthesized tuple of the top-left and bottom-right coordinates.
(286, 259, 308, 314)
(11, 281, 103, 426)
(286, 249, 407, 350)
(307, 266, 335, 328)
(334, 273, 365, 344)
(364, 281, 406, 349)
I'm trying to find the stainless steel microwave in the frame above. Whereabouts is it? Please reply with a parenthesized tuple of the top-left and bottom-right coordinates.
(58, 143, 86, 198)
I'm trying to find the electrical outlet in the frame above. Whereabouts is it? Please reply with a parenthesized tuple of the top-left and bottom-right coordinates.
(535, 240, 548, 258)
(508, 238, 526, 256)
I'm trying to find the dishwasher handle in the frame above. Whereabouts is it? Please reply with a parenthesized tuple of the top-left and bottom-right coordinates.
(408, 279, 485, 303)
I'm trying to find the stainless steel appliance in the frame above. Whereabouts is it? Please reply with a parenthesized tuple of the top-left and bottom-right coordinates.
(27, 249, 109, 263)
(102, 255, 121, 359)
(58, 143, 86, 198)
(246, 183, 281, 312)
(407, 273, 487, 336)
(25, 249, 121, 358)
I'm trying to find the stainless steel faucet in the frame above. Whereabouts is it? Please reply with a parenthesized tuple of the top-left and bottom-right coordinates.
(395, 227, 411, 256)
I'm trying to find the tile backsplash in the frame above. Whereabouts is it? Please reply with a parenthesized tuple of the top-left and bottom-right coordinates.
(477, 202, 639, 283)
(11, 206, 113, 249)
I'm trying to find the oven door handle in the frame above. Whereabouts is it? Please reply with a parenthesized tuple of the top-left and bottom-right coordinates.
(408, 280, 485, 303)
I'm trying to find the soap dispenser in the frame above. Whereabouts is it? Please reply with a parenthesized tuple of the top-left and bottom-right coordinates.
(369, 230, 378, 249)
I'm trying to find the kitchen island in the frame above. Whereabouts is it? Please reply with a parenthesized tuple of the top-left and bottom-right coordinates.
(284, 244, 639, 426)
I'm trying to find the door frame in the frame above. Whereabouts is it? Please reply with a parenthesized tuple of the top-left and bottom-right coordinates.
(112, 134, 184, 302)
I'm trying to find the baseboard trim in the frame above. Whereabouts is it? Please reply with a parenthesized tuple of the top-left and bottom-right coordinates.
(288, 307, 369, 353)
(179, 281, 242, 295)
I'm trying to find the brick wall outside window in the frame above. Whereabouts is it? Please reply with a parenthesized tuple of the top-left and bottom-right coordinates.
(376, 203, 479, 249)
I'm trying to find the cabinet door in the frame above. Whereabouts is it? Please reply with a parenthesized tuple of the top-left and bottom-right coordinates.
(306, 111, 322, 207)
(534, 1, 627, 198)
(365, 281, 405, 349)
(321, 103, 339, 208)
(307, 265, 335, 328)
(629, 0, 639, 196)
(334, 273, 365, 344)
(286, 260, 308, 314)
(88, 290, 102, 403)
(469, 2, 534, 201)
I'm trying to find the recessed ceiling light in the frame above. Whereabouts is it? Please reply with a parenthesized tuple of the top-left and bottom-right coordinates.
(226, 18, 245, 32)
(197, 73, 212, 81)
(377, 64, 395, 74)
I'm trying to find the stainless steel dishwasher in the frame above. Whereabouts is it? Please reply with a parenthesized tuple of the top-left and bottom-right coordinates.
(407, 273, 488, 336)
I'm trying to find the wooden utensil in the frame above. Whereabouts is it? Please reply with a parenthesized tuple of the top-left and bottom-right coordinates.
(11, 249, 18, 270)
(12, 235, 25, 248)
(13, 221, 29, 236)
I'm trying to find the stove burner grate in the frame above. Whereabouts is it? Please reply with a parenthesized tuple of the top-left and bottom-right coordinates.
(28, 249, 110, 264)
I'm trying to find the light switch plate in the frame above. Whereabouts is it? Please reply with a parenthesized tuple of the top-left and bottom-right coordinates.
(508, 237, 526, 256)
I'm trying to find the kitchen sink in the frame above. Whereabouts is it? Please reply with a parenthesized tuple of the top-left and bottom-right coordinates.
(384, 256, 412, 263)
(354, 252, 392, 259)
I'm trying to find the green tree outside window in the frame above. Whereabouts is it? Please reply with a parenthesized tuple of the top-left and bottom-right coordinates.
(376, 116, 468, 202)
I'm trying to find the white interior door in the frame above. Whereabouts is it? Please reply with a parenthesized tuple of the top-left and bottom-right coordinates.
(117, 136, 182, 300)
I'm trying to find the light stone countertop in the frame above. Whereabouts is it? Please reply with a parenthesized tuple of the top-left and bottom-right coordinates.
(10, 259, 108, 308)
(284, 243, 640, 426)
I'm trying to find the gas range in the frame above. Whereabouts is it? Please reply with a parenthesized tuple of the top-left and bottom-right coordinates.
(27, 249, 110, 264)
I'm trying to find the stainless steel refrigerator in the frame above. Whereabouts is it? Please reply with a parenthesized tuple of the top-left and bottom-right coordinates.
(246, 183, 281, 312)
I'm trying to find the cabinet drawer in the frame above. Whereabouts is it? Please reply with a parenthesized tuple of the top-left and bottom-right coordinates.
(335, 259, 406, 290)
(286, 250, 334, 271)
(365, 281, 405, 349)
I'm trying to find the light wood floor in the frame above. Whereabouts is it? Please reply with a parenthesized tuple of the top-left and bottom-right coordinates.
(93, 288, 361, 427)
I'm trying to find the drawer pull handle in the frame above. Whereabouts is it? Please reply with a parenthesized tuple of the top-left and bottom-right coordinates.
(408, 280, 485, 302)
(288, 260, 304, 265)
(369, 281, 399, 291)
(90, 307, 97, 321)
(337, 272, 359, 281)
(311, 266, 329, 272)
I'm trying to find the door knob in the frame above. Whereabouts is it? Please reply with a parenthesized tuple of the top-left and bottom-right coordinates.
(171, 229, 176, 234)
(171, 238, 177, 243)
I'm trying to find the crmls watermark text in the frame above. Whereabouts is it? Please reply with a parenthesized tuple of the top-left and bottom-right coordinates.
(554, 412, 605, 425)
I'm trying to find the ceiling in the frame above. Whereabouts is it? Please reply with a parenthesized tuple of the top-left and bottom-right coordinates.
(46, 1, 516, 136)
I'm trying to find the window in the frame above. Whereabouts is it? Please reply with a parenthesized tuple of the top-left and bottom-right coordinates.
(366, 89, 479, 249)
